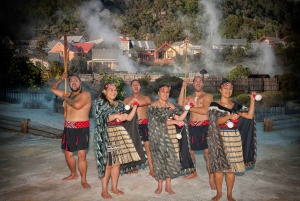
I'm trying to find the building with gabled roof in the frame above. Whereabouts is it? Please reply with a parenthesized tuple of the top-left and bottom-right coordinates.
(74, 42, 94, 59)
(87, 49, 123, 72)
(257, 36, 282, 45)
(212, 38, 247, 50)
(154, 42, 178, 62)
(59, 36, 86, 44)
(0, 36, 14, 49)
(49, 41, 83, 61)
(130, 40, 156, 52)
(138, 41, 178, 63)
(118, 37, 130, 51)
(171, 40, 201, 55)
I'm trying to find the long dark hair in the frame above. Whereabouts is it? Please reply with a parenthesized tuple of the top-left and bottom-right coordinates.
(99, 83, 116, 105)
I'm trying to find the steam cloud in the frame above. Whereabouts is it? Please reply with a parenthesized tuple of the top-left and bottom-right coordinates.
(79, 0, 137, 73)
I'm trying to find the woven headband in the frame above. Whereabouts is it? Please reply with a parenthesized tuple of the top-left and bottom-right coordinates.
(220, 82, 233, 87)
(159, 86, 171, 91)
(104, 83, 116, 88)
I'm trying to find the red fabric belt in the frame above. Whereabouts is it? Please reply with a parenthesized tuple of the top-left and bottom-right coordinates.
(138, 119, 148, 125)
(64, 120, 90, 128)
(108, 119, 123, 126)
(188, 120, 210, 126)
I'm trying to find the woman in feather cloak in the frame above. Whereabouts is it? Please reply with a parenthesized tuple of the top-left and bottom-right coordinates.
(147, 85, 195, 195)
(208, 80, 257, 201)
(94, 83, 141, 199)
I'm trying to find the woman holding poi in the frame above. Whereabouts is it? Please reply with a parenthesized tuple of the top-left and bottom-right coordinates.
(94, 83, 141, 199)
(208, 79, 258, 201)
(147, 85, 195, 194)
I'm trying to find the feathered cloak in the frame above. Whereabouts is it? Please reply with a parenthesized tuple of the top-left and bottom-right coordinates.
(94, 99, 144, 178)
(208, 102, 257, 173)
(147, 106, 195, 180)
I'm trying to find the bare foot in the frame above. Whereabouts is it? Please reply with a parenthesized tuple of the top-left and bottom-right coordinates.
(227, 196, 236, 201)
(81, 182, 91, 189)
(154, 187, 162, 194)
(132, 169, 138, 173)
(125, 170, 133, 174)
(212, 194, 222, 201)
(111, 188, 124, 195)
(165, 187, 175, 195)
(101, 192, 112, 199)
(209, 176, 216, 190)
(183, 172, 197, 179)
(149, 172, 155, 177)
(62, 173, 78, 181)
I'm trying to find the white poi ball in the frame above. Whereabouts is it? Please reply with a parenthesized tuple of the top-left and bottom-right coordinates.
(255, 94, 262, 101)
(184, 105, 191, 111)
(125, 105, 130, 110)
(176, 133, 182, 139)
(226, 121, 234, 128)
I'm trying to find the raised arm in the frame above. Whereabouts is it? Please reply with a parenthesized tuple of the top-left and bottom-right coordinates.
(238, 93, 256, 119)
(178, 80, 188, 106)
(50, 72, 68, 98)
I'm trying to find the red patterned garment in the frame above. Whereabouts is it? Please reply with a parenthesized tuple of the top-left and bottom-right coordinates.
(64, 120, 90, 128)
(188, 120, 210, 126)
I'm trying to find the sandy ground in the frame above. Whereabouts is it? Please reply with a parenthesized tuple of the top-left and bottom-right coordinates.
(0, 103, 300, 201)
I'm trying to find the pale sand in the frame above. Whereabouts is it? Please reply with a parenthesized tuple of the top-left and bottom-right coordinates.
(0, 103, 300, 201)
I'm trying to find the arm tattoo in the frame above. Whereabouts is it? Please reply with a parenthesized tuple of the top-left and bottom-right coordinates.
(51, 79, 63, 89)
(62, 97, 76, 107)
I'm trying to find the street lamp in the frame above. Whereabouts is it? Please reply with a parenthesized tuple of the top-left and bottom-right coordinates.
(199, 69, 207, 80)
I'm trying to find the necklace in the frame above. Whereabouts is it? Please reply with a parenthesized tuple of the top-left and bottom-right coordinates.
(70, 92, 80, 100)
(132, 93, 140, 99)
(159, 100, 169, 108)
(219, 100, 231, 107)
(194, 92, 204, 102)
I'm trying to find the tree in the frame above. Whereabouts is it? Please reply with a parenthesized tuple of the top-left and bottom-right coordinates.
(0, 44, 42, 90)
(226, 64, 251, 79)
(36, 37, 49, 79)
(278, 72, 299, 92)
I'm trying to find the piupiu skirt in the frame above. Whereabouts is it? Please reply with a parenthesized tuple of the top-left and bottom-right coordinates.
(106, 125, 141, 166)
(220, 128, 245, 173)
(167, 125, 180, 158)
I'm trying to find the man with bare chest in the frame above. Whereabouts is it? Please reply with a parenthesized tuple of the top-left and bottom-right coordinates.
(50, 72, 91, 189)
(123, 80, 154, 176)
(178, 76, 215, 190)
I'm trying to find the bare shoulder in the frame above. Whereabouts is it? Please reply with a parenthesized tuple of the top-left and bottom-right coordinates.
(203, 93, 213, 99)
(150, 101, 159, 107)
(123, 96, 131, 103)
(141, 94, 151, 102)
(78, 91, 91, 101)
(82, 91, 91, 97)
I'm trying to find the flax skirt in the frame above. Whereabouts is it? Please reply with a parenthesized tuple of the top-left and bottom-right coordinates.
(220, 129, 245, 173)
(167, 125, 180, 158)
(106, 125, 141, 166)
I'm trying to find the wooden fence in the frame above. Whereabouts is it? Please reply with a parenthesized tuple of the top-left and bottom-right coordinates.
(203, 78, 279, 92)
(78, 73, 279, 93)
(254, 107, 285, 122)
(0, 90, 47, 102)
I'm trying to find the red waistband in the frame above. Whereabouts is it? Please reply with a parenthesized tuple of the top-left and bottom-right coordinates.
(188, 120, 210, 126)
(138, 119, 148, 125)
(64, 120, 90, 128)
(108, 119, 123, 126)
